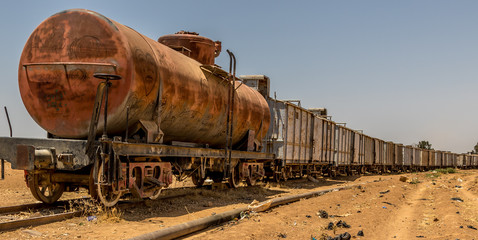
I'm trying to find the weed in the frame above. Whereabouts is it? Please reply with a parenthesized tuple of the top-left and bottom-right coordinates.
(409, 178, 421, 184)
(426, 172, 440, 178)
(435, 168, 457, 174)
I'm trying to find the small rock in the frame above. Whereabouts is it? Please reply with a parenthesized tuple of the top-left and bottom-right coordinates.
(340, 232, 351, 240)
(22, 229, 42, 237)
(399, 176, 408, 182)
(318, 210, 329, 219)
(327, 222, 334, 230)
(455, 185, 462, 188)
(357, 230, 364, 236)
(336, 220, 351, 228)
(460, 226, 463, 228)
(379, 190, 390, 194)
(306, 215, 312, 218)
(433, 218, 439, 222)
(204, 201, 213, 207)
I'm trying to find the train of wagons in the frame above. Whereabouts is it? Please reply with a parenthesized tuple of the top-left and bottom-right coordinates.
(0, 9, 476, 206)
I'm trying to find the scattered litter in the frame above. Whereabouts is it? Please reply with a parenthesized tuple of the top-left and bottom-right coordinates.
(318, 210, 329, 219)
(278, 233, 287, 238)
(382, 206, 387, 209)
(451, 197, 464, 202)
(248, 199, 272, 212)
(379, 190, 390, 194)
(327, 222, 334, 230)
(456, 211, 460, 214)
(455, 185, 462, 188)
(86, 216, 97, 221)
(30, 212, 42, 218)
(336, 220, 351, 228)
(211, 212, 216, 216)
(306, 215, 312, 218)
(399, 176, 408, 182)
(357, 210, 361, 213)
(22, 229, 42, 237)
(433, 218, 439, 222)
(467, 225, 477, 230)
(460, 226, 463, 228)
(458, 178, 463, 182)
(239, 211, 250, 220)
(416, 236, 425, 238)
(357, 230, 364, 236)
(382, 202, 395, 206)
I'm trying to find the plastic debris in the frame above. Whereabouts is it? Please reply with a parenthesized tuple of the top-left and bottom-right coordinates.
(467, 225, 477, 230)
(22, 229, 42, 236)
(278, 233, 287, 238)
(382, 206, 387, 209)
(379, 190, 390, 194)
(86, 215, 97, 221)
(451, 197, 464, 202)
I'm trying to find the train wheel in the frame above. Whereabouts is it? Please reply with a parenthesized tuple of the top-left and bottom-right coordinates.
(228, 166, 240, 188)
(28, 172, 64, 204)
(192, 171, 205, 187)
(97, 164, 122, 207)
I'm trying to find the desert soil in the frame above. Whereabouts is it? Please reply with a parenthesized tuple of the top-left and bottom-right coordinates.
(1, 162, 478, 240)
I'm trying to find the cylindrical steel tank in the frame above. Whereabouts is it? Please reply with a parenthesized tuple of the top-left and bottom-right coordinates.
(19, 9, 270, 148)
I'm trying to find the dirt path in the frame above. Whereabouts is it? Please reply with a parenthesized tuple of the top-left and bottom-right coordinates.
(1, 164, 478, 239)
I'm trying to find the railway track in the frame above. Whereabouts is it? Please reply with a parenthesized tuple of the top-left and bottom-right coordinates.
(0, 177, 351, 232)
(0, 188, 191, 232)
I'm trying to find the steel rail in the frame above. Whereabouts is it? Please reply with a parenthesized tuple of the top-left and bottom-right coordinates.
(0, 211, 82, 231)
(128, 181, 372, 240)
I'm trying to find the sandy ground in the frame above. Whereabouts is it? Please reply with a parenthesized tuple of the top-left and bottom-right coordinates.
(1, 162, 477, 240)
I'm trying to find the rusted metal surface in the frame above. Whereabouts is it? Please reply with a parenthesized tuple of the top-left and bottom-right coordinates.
(0, 137, 89, 170)
(421, 149, 429, 167)
(19, 9, 270, 149)
(111, 141, 274, 160)
(363, 134, 374, 165)
(394, 144, 403, 167)
(158, 31, 221, 65)
(123, 162, 172, 198)
(0, 211, 81, 231)
(335, 125, 353, 166)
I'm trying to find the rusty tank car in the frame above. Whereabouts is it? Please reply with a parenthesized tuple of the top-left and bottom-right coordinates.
(0, 9, 274, 206)
(19, 9, 270, 148)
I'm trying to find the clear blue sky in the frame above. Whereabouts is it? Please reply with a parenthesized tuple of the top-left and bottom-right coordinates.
(0, 0, 477, 153)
